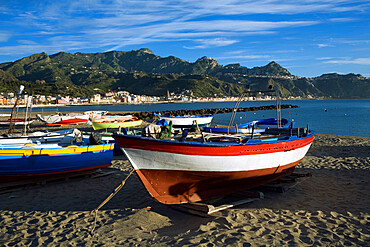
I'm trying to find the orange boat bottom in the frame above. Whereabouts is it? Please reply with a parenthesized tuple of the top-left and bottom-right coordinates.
(135, 159, 302, 204)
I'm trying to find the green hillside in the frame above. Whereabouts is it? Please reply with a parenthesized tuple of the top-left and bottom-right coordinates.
(0, 49, 368, 99)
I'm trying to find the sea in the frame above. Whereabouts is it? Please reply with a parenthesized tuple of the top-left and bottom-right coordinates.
(1, 99, 369, 137)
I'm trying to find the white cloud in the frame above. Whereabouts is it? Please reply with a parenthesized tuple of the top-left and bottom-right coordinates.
(317, 43, 334, 48)
(184, 38, 239, 49)
(1, 0, 369, 67)
(218, 54, 272, 60)
(0, 32, 11, 42)
(329, 17, 355, 22)
(324, 58, 370, 65)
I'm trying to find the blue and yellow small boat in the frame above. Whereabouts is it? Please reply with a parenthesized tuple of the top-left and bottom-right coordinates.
(0, 141, 114, 182)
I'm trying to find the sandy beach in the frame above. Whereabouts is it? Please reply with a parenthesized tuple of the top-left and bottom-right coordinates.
(0, 125, 369, 246)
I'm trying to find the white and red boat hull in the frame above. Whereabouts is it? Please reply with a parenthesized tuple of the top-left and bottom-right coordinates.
(114, 134, 314, 204)
(160, 115, 213, 128)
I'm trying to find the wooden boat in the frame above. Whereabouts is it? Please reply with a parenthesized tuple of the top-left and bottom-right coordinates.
(113, 127, 314, 204)
(83, 110, 109, 120)
(91, 115, 143, 130)
(113, 89, 314, 204)
(159, 115, 213, 129)
(0, 129, 76, 146)
(36, 113, 89, 126)
(0, 118, 34, 126)
(0, 140, 114, 183)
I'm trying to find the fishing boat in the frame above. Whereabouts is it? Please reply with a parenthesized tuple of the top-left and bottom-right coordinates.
(0, 129, 76, 146)
(0, 138, 114, 183)
(36, 113, 89, 126)
(91, 115, 143, 130)
(113, 128, 314, 204)
(0, 118, 34, 126)
(113, 89, 314, 204)
(159, 115, 213, 129)
(83, 110, 109, 120)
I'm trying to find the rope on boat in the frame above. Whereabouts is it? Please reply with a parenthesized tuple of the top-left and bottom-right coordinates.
(88, 168, 135, 233)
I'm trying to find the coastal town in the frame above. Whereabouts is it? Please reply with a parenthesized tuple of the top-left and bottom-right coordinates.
(0, 89, 306, 107)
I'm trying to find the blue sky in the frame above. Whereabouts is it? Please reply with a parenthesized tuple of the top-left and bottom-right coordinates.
(0, 0, 369, 77)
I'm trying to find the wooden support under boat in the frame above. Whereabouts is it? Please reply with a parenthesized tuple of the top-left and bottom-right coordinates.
(171, 172, 311, 216)
(259, 172, 312, 193)
(174, 191, 264, 216)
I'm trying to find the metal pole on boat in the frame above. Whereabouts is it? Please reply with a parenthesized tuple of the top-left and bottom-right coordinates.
(228, 93, 244, 134)
(275, 89, 281, 129)
(9, 85, 24, 134)
(251, 123, 255, 139)
(23, 94, 29, 135)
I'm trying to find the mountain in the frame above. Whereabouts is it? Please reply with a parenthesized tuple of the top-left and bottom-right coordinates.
(312, 73, 369, 99)
(0, 49, 368, 99)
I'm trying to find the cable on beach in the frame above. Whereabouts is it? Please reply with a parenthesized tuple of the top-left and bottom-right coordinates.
(75, 168, 135, 234)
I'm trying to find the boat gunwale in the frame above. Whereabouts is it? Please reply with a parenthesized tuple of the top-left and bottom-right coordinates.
(113, 132, 314, 148)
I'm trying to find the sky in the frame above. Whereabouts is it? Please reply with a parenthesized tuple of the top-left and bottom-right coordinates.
(0, 0, 369, 77)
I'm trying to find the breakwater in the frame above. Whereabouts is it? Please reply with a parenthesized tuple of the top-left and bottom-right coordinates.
(130, 104, 298, 119)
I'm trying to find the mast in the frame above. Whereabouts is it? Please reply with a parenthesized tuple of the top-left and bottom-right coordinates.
(228, 93, 244, 134)
(276, 89, 281, 128)
(8, 85, 24, 134)
(227, 87, 282, 132)
(23, 94, 32, 135)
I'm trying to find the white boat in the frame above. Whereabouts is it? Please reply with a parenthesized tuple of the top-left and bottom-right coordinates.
(0, 119, 34, 126)
(159, 115, 213, 129)
(37, 113, 89, 126)
(0, 129, 78, 146)
(83, 111, 109, 120)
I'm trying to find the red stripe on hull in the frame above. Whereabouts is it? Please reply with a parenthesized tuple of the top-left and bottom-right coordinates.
(135, 159, 301, 204)
(46, 119, 87, 126)
(0, 163, 110, 183)
(114, 135, 314, 156)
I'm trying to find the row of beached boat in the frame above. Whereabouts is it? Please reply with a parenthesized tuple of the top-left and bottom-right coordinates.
(0, 129, 114, 183)
(0, 86, 314, 206)
(36, 111, 144, 130)
(35, 111, 211, 130)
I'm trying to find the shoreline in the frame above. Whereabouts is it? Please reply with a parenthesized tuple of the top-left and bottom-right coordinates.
(0, 98, 368, 109)
(0, 133, 369, 246)
(1, 119, 370, 139)
(0, 119, 369, 138)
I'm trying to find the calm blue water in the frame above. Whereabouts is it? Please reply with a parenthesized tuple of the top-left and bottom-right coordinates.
(2, 99, 369, 137)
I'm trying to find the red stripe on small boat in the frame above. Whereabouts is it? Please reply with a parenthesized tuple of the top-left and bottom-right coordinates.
(46, 119, 87, 126)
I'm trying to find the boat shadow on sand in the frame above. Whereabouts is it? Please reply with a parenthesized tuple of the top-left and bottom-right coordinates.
(0, 159, 368, 243)
(0, 160, 367, 213)
(308, 145, 369, 158)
